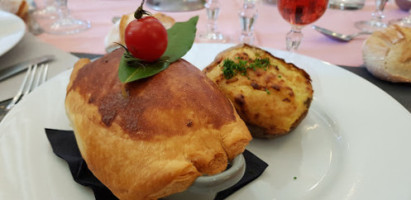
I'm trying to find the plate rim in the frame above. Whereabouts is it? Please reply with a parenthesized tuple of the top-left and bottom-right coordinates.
(1, 43, 411, 199)
(0, 10, 26, 57)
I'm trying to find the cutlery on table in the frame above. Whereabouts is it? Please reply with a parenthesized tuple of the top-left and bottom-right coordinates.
(312, 25, 371, 42)
(0, 55, 54, 82)
(5, 63, 49, 111)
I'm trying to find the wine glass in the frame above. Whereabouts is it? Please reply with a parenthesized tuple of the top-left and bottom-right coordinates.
(35, 0, 90, 35)
(239, 0, 258, 44)
(389, 1, 411, 27)
(32, 0, 59, 30)
(355, 0, 389, 32)
(277, 0, 329, 51)
(33, 0, 59, 17)
(197, 0, 227, 42)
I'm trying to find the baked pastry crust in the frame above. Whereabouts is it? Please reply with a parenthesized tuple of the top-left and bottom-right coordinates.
(65, 49, 251, 200)
(203, 44, 313, 138)
(363, 25, 411, 83)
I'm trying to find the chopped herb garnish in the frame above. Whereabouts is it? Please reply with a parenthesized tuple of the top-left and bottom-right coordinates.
(221, 59, 237, 79)
(221, 57, 270, 79)
(293, 176, 297, 180)
(265, 88, 270, 95)
(278, 74, 282, 78)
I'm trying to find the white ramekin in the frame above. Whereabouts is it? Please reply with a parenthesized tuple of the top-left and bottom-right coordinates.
(165, 154, 246, 200)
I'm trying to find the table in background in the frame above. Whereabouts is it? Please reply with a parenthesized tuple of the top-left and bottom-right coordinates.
(34, 0, 408, 67)
(1, 0, 409, 118)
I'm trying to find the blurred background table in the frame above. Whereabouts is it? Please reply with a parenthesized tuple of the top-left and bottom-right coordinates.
(0, 0, 409, 114)
(34, 0, 408, 67)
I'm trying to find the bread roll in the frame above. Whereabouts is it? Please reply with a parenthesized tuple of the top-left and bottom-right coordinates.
(119, 13, 175, 45)
(204, 44, 313, 138)
(105, 12, 175, 52)
(363, 25, 411, 83)
(65, 48, 251, 200)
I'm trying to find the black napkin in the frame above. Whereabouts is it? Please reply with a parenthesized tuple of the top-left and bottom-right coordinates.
(45, 128, 268, 200)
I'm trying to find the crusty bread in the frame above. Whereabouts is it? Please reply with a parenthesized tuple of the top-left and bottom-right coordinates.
(119, 12, 175, 45)
(65, 48, 251, 200)
(105, 12, 175, 52)
(363, 25, 411, 83)
(203, 44, 313, 138)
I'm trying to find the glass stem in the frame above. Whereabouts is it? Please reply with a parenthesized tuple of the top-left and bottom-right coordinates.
(239, 0, 258, 44)
(55, 0, 69, 19)
(41, 0, 58, 15)
(286, 25, 303, 51)
(403, 9, 411, 24)
(371, 0, 388, 22)
(205, 0, 220, 34)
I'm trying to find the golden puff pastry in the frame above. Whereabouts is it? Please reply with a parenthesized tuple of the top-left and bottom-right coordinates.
(65, 48, 251, 200)
(363, 24, 411, 83)
(203, 44, 313, 138)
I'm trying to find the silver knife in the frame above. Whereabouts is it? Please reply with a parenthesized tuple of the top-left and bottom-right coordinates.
(0, 55, 55, 82)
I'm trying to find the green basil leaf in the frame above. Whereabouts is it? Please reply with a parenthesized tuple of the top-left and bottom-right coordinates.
(162, 16, 199, 62)
(118, 52, 169, 83)
(118, 16, 199, 83)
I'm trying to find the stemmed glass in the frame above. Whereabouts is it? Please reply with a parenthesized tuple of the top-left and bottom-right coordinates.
(389, 1, 411, 27)
(277, 0, 329, 51)
(34, 0, 90, 35)
(355, 0, 389, 32)
(32, 0, 59, 30)
(239, 0, 258, 44)
(197, 0, 227, 42)
(33, 0, 59, 17)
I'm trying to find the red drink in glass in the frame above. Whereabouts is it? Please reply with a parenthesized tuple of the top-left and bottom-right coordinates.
(277, 0, 329, 51)
(278, 0, 328, 25)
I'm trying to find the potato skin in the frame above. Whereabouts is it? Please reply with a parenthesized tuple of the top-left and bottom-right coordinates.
(203, 44, 313, 138)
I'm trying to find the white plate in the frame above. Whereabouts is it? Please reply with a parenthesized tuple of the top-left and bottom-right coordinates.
(1, 44, 410, 200)
(0, 10, 25, 57)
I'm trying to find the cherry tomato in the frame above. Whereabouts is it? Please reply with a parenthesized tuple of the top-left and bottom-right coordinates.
(125, 16, 168, 62)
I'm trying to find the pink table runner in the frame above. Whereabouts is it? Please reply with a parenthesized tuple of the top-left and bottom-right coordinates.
(35, 0, 408, 66)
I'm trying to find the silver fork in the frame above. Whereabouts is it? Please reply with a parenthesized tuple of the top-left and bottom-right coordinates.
(5, 63, 49, 111)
